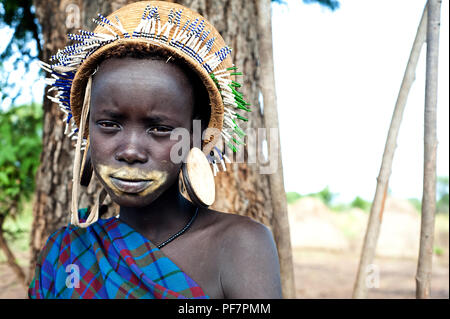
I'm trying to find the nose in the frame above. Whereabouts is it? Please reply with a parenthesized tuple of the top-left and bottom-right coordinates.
(115, 132, 148, 164)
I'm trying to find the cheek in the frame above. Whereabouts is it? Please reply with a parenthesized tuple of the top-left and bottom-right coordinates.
(148, 139, 186, 188)
(89, 137, 112, 170)
(151, 144, 183, 183)
(89, 120, 112, 155)
(148, 138, 183, 165)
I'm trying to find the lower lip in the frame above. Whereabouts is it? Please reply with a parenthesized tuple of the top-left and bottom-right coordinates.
(110, 177, 153, 194)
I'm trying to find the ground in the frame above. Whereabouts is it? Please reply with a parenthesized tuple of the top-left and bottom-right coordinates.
(294, 249, 449, 299)
(290, 196, 449, 299)
(0, 251, 29, 299)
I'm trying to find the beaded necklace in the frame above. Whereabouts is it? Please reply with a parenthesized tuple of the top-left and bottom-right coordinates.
(156, 207, 199, 249)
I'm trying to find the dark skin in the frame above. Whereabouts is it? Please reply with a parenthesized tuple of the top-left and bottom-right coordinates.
(89, 57, 282, 299)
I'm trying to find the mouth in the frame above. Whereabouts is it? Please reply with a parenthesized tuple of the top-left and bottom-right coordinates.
(109, 176, 154, 194)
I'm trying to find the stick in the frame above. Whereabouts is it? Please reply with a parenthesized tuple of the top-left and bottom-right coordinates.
(416, 0, 441, 299)
(352, 4, 428, 299)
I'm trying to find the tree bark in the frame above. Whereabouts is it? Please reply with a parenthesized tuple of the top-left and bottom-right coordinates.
(353, 4, 428, 299)
(30, 0, 292, 299)
(416, 0, 441, 299)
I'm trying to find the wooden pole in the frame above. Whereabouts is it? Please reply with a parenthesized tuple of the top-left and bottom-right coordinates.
(256, 0, 296, 299)
(353, 4, 428, 299)
(416, 0, 441, 299)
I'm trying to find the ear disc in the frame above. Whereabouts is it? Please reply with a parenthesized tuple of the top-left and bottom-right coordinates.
(181, 147, 215, 207)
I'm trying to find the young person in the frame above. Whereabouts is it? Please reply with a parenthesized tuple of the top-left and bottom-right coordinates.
(29, 1, 282, 299)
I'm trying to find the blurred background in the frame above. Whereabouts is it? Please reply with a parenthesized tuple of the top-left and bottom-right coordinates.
(0, 0, 448, 298)
(273, 0, 448, 298)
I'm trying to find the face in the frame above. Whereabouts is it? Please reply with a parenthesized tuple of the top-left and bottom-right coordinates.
(89, 57, 195, 208)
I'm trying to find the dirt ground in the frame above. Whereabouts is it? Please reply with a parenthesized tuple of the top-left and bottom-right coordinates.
(288, 196, 449, 298)
(293, 248, 449, 299)
(0, 250, 29, 299)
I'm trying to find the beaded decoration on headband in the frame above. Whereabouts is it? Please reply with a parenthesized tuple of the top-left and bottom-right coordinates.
(39, 2, 251, 176)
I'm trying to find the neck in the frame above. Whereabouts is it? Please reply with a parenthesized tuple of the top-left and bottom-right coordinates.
(118, 181, 195, 244)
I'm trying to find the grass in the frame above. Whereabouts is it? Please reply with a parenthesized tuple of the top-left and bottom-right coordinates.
(286, 192, 302, 204)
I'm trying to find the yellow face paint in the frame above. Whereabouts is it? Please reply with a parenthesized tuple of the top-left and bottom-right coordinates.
(96, 164, 168, 197)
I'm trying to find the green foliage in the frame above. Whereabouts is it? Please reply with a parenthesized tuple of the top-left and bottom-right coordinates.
(408, 197, 422, 213)
(0, 0, 42, 104)
(286, 186, 337, 207)
(433, 246, 444, 256)
(286, 191, 302, 204)
(0, 0, 41, 60)
(350, 196, 371, 212)
(0, 102, 42, 220)
(312, 186, 336, 206)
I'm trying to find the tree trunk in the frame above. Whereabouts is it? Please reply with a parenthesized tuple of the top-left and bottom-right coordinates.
(353, 4, 428, 299)
(416, 0, 441, 299)
(30, 0, 293, 298)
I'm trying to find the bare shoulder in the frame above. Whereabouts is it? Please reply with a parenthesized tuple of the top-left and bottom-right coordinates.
(200, 208, 282, 299)
(199, 208, 273, 244)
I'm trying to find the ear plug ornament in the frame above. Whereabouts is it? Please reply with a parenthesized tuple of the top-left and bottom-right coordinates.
(179, 147, 215, 207)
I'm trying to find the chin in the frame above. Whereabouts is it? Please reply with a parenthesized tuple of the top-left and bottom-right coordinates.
(108, 189, 164, 208)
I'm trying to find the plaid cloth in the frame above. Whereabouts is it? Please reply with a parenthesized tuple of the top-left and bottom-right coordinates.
(28, 208, 209, 299)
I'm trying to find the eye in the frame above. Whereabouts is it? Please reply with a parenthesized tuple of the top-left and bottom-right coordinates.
(147, 126, 173, 136)
(97, 121, 121, 132)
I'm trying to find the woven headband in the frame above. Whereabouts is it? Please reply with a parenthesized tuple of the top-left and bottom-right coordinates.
(40, 1, 250, 174)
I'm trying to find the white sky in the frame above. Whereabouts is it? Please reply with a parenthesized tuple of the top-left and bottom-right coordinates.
(1, 0, 448, 203)
(272, 0, 449, 202)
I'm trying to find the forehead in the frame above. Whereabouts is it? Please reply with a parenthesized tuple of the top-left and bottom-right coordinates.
(90, 57, 195, 118)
